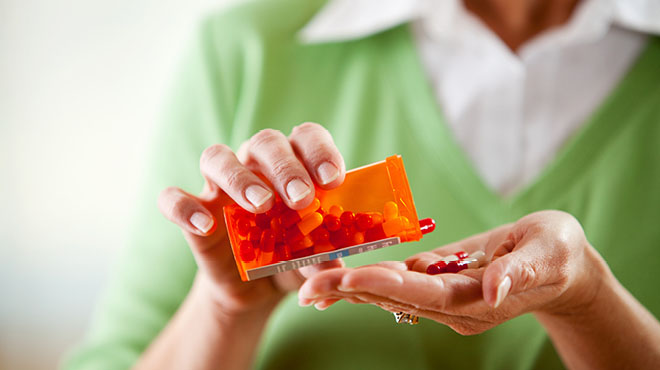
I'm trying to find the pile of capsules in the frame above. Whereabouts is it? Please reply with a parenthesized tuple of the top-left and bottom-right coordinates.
(426, 250, 488, 274)
(228, 197, 421, 266)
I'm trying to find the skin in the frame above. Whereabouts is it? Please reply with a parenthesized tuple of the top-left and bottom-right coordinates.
(137, 2, 660, 369)
(299, 211, 660, 369)
(137, 123, 347, 369)
(464, 0, 581, 51)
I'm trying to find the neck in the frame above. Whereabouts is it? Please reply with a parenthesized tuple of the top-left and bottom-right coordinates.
(463, 0, 581, 51)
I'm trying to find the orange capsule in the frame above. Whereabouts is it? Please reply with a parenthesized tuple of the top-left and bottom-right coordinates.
(297, 212, 323, 235)
(353, 231, 365, 245)
(383, 201, 399, 221)
(329, 205, 344, 217)
(284, 212, 323, 244)
(280, 198, 321, 228)
(313, 242, 335, 254)
(382, 217, 405, 237)
(369, 212, 384, 225)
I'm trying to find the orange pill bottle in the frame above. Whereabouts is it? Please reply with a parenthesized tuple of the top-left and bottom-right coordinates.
(224, 155, 435, 281)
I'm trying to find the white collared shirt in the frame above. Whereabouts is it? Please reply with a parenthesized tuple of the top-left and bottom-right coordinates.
(300, 0, 660, 195)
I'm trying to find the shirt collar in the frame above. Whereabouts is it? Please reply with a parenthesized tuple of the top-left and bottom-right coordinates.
(299, 0, 660, 44)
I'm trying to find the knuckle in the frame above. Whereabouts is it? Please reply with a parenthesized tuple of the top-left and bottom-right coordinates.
(223, 167, 250, 191)
(158, 187, 186, 218)
(169, 194, 189, 216)
(200, 144, 231, 169)
(517, 261, 539, 291)
(250, 129, 285, 150)
(269, 156, 301, 180)
(292, 122, 325, 136)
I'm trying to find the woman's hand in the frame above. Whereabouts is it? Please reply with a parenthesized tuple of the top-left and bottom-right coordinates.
(157, 122, 347, 317)
(298, 210, 608, 334)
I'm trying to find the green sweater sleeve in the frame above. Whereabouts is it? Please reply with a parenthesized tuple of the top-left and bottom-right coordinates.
(62, 17, 236, 369)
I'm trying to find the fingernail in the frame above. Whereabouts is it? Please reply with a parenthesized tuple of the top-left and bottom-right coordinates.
(245, 185, 272, 208)
(314, 302, 328, 311)
(286, 178, 311, 202)
(317, 162, 339, 185)
(494, 276, 512, 308)
(190, 212, 213, 233)
(298, 299, 314, 307)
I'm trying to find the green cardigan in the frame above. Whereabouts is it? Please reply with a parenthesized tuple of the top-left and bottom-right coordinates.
(64, 1, 660, 369)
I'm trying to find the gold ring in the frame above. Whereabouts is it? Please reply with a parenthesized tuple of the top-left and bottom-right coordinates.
(393, 312, 419, 325)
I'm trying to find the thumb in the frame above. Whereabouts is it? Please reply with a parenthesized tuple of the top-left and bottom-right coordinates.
(482, 238, 554, 308)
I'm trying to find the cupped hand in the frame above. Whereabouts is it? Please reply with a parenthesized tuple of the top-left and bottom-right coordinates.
(157, 122, 347, 316)
(298, 210, 608, 334)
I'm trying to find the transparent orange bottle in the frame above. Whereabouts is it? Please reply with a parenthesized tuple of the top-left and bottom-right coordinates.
(224, 155, 435, 281)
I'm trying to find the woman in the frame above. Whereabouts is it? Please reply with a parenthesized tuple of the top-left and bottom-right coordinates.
(65, 0, 660, 369)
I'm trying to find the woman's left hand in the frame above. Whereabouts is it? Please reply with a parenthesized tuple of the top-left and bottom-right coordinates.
(298, 210, 608, 334)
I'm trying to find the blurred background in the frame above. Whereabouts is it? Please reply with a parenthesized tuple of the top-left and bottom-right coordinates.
(0, 0, 236, 368)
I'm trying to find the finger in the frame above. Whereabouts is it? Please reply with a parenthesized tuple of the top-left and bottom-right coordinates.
(298, 267, 351, 304)
(288, 122, 346, 189)
(339, 267, 483, 311)
(404, 226, 510, 271)
(200, 144, 274, 213)
(297, 261, 406, 305)
(482, 235, 565, 308)
(158, 187, 216, 236)
(272, 259, 345, 293)
(241, 129, 315, 209)
(313, 298, 340, 311)
(361, 260, 408, 271)
(406, 252, 444, 273)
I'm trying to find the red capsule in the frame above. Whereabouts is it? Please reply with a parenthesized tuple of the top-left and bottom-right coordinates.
(255, 213, 271, 229)
(355, 213, 373, 231)
(257, 230, 276, 265)
(445, 260, 469, 273)
(330, 227, 351, 248)
(323, 214, 342, 231)
(235, 217, 252, 236)
(455, 251, 468, 259)
(274, 242, 290, 262)
(233, 208, 254, 220)
(239, 240, 256, 262)
(310, 227, 330, 244)
(419, 218, 436, 234)
(426, 261, 447, 275)
(365, 226, 386, 242)
(340, 211, 355, 227)
(248, 226, 262, 245)
(284, 226, 304, 244)
(266, 201, 286, 218)
(260, 229, 276, 253)
(291, 246, 314, 259)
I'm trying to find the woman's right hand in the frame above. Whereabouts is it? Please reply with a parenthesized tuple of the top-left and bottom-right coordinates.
(157, 122, 346, 317)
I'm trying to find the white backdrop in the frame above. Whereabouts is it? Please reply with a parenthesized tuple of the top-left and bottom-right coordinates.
(0, 0, 237, 368)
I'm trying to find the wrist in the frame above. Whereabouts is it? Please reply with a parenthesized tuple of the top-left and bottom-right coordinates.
(535, 242, 612, 319)
(191, 272, 281, 321)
